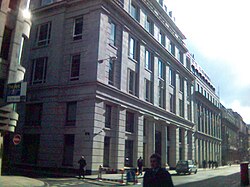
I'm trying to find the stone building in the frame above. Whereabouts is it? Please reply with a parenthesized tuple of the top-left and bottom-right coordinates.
(13, 0, 198, 173)
(0, 0, 31, 174)
(221, 106, 239, 165)
(190, 54, 222, 167)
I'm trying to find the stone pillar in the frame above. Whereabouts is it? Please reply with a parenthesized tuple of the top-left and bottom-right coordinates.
(162, 125, 168, 167)
(147, 120, 155, 166)
(114, 106, 126, 170)
(169, 126, 178, 167)
(135, 113, 144, 161)
(184, 129, 188, 160)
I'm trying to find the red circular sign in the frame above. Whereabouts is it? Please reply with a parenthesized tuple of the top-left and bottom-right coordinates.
(13, 134, 21, 145)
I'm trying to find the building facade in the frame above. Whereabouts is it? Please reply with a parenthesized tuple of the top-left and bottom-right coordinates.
(13, 0, 198, 173)
(221, 106, 239, 165)
(190, 54, 222, 167)
(0, 0, 31, 174)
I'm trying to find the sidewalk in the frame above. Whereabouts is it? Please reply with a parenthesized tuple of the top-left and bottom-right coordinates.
(0, 175, 47, 187)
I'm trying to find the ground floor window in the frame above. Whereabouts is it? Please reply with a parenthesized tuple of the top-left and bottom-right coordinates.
(22, 134, 40, 164)
(103, 136, 110, 167)
(62, 134, 74, 166)
(125, 140, 133, 167)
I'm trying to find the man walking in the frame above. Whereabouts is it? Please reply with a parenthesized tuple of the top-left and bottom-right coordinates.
(78, 155, 87, 179)
(137, 156, 143, 175)
(143, 153, 174, 187)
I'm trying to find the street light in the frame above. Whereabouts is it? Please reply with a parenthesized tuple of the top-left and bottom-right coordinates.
(98, 56, 117, 63)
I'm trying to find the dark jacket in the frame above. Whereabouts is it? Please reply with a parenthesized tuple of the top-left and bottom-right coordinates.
(78, 158, 86, 169)
(143, 167, 174, 187)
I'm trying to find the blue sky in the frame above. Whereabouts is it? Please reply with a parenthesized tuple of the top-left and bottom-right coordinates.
(165, 0, 250, 123)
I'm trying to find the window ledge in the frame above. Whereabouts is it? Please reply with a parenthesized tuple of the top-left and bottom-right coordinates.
(128, 57, 138, 63)
(145, 68, 152, 73)
(125, 131, 133, 135)
(109, 43, 118, 50)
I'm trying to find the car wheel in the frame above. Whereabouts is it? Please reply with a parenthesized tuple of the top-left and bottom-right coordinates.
(194, 170, 197, 174)
(188, 171, 191, 175)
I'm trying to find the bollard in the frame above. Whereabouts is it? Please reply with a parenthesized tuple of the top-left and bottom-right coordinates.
(120, 168, 125, 184)
(240, 162, 249, 186)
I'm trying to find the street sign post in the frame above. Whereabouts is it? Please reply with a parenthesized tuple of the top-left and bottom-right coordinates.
(13, 134, 21, 145)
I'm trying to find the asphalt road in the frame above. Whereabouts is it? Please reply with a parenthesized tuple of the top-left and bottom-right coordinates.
(40, 165, 244, 187)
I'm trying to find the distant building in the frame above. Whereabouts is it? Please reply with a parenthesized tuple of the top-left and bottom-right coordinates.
(13, 0, 197, 173)
(190, 53, 221, 167)
(0, 0, 31, 174)
(221, 106, 239, 164)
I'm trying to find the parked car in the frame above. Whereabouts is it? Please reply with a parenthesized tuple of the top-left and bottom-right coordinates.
(176, 160, 198, 175)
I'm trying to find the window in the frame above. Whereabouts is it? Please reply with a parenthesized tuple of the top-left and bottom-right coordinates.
(128, 69, 137, 95)
(145, 16, 153, 34)
(170, 93, 175, 113)
(36, 22, 51, 46)
(178, 51, 183, 64)
(62, 134, 74, 166)
(126, 111, 134, 133)
(0, 27, 12, 60)
(22, 134, 40, 164)
(129, 36, 137, 60)
(179, 99, 184, 117)
(179, 128, 182, 142)
(145, 49, 152, 70)
(186, 57, 191, 70)
(70, 54, 80, 80)
(0, 79, 5, 98)
(9, 0, 18, 10)
(145, 79, 152, 102)
(73, 17, 83, 40)
(187, 104, 191, 121)
(159, 80, 165, 108)
(25, 103, 43, 126)
(170, 41, 175, 55)
(125, 140, 133, 167)
(169, 68, 175, 87)
(179, 76, 184, 92)
(31, 57, 47, 84)
(105, 105, 112, 128)
(108, 58, 115, 85)
(130, 3, 139, 21)
(110, 21, 116, 46)
(66, 102, 77, 126)
(103, 136, 110, 167)
(158, 59, 165, 79)
(143, 118, 146, 136)
(159, 31, 165, 46)
(41, 0, 53, 6)
(167, 126, 170, 141)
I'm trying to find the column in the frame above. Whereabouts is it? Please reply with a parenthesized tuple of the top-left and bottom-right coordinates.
(113, 106, 126, 170)
(162, 125, 168, 167)
(135, 113, 144, 162)
(169, 125, 178, 167)
(147, 119, 155, 167)
(184, 129, 188, 160)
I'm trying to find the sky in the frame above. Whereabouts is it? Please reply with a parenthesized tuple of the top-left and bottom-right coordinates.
(165, 0, 250, 124)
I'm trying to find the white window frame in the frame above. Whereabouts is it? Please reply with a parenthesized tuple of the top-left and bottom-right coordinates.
(73, 17, 83, 40)
(31, 57, 47, 84)
(36, 22, 51, 46)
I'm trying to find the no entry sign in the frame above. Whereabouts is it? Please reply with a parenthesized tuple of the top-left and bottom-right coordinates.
(13, 134, 21, 145)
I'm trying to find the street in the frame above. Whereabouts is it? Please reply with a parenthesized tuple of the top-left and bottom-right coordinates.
(38, 165, 244, 187)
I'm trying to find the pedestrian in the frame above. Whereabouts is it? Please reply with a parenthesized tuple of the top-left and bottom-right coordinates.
(202, 160, 206, 169)
(211, 160, 214, 169)
(137, 156, 143, 175)
(78, 155, 87, 179)
(143, 153, 174, 187)
(208, 160, 211, 168)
